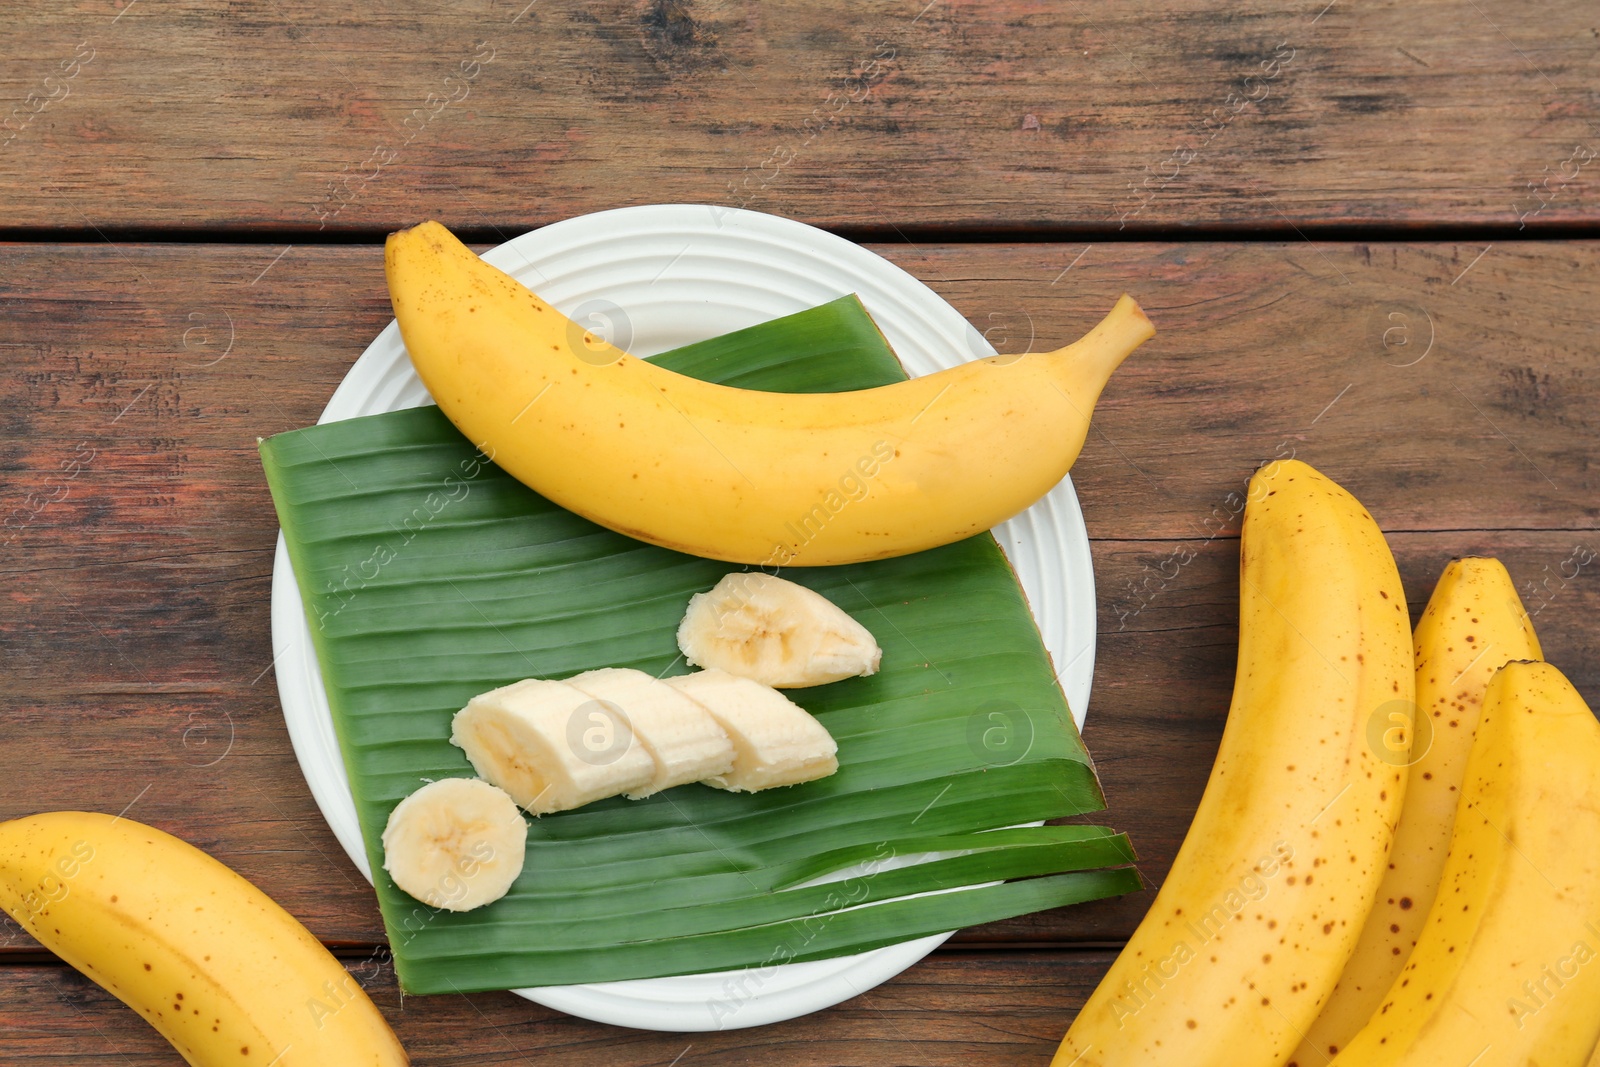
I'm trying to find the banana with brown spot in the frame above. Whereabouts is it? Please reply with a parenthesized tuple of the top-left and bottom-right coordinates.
(1326, 661, 1600, 1065)
(1288, 556, 1542, 1065)
(1053, 459, 1412, 1067)
(0, 811, 409, 1066)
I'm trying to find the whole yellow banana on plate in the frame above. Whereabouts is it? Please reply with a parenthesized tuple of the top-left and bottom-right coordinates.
(1053, 459, 1412, 1067)
(1326, 660, 1600, 1065)
(0, 811, 408, 1066)
(384, 220, 1154, 566)
(1289, 557, 1541, 1064)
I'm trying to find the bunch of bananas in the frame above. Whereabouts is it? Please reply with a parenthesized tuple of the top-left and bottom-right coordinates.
(1055, 460, 1600, 1067)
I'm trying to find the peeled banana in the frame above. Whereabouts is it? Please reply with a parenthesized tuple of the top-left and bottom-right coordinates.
(450, 668, 837, 816)
(1054, 459, 1412, 1067)
(450, 677, 657, 814)
(385, 220, 1154, 566)
(1325, 661, 1600, 1065)
(1288, 557, 1542, 1064)
(381, 777, 527, 912)
(0, 811, 409, 1066)
(677, 572, 881, 687)
(664, 669, 839, 791)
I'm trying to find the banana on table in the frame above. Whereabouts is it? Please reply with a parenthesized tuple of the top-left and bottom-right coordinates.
(1324, 660, 1600, 1065)
(1054, 459, 1413, 1067)
(1288, 556, 1542, 1064)
(0, 812, 409, 1066)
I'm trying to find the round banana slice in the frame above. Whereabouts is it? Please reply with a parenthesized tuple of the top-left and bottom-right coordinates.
(677, 572, 882, 688)
(381, 777, 527, 912)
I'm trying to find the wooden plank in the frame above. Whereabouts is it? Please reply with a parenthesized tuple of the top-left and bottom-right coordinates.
(896, 240, 1600, 540)
(2, 242, 1597, 954)
(1, 1, 1598, 232)
(0, 949, 1106, 1063)
(2, 240, 1594, 542)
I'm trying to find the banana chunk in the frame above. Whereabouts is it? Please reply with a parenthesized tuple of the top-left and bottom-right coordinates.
(566, 667, 734, 798)
(381, 777, 527, 912)
(450, 678, 656, 815)
(677, 572, 882, 688)
(664, 669, 839, 792)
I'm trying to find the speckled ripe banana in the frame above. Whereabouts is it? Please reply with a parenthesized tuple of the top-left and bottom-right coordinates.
(1288, 557, 1542, 1065)
(0, 812, 409, 1066)
(1326, 661, 1600, 1065)
(385, 220, 1154, 566)
(1053, 459, 1412, 1067)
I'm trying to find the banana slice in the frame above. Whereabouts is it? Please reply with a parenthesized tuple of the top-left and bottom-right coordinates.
(677, 572, 882, 688)
(450, 678, 656, 815)
(567, 667, 735, 798)
(381, 777, 527, 912)
(664, 669, 839, 792)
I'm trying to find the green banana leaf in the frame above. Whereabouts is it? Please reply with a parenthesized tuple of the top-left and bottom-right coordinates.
(261, 295, 1137, 993)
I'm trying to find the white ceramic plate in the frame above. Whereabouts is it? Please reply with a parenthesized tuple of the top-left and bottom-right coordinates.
(270, 204, 1097, 1032)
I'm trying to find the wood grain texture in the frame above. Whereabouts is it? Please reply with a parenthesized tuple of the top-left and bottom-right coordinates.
(1, 0, 1598, 233)
(4, 4, 1596, 1052)
(901, 240, 1600, 540)
(3, 240, 1593, 541)
(2, 242, 1596, 958)
(0, 949, 1109, 1065)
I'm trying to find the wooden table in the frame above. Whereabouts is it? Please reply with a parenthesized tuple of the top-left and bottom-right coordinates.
(3, 1, 1597, 1062)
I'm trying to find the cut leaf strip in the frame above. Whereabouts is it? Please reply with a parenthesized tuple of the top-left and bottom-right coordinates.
(772, 824, 1136, 891)
(400, 869, 1142, 991)
(392, 825, 1135, 936)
